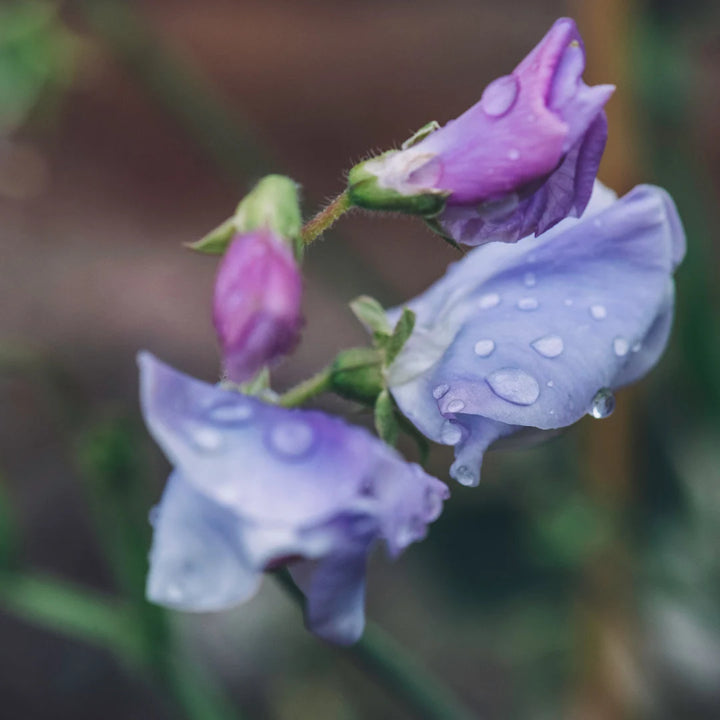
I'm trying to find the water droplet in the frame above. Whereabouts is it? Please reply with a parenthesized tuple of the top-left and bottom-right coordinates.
(524, 272, 536, 287)
(590, 304, 607, 320)
(207, 401, 254, 423)
(423, 487, 443, 520)
(440, 420, 463, 445)
(531, 334, 564, 358)
(486, 368, 540, 405)
(508, 148, 520, 161)
(453, 465, 477, 487)
(478, 292, 500, 309)
(188, 423, 223, 451)
(474, 339, 495, 357)
(546, 380, 554, 388)
(589, 388, 615, 419)
(446, 399, 465, 413)
(632, 342, 642, 353)
(269, 421, 315, 459)
(481, 75, 519, 117)
(613, 337, 629, 357)
(517, 297, 539, 311)
(564, 298, 574, 307)
(432, 383, 450, 399)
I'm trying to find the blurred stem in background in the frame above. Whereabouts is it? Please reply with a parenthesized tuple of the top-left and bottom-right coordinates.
(570, 0, 643, 717)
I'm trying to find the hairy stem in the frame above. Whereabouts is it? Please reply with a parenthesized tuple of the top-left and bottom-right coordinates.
(300, 191, 352, 245)
(277, 366, 333, 408)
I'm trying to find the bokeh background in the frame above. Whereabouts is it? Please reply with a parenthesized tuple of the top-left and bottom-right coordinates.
(1, 0, 719, 718)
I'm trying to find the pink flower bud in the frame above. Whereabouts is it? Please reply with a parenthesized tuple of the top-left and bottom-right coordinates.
(213, 230, 302, 383)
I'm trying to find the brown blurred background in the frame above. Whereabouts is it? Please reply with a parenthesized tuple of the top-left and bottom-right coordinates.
(1, 1, 719, 718)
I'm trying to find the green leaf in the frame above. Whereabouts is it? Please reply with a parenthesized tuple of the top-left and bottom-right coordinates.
(350, 295, 392, 336)
(330, 347, 383, 405)
(384, 307, 416, 365)
(374, 390, 399, 446)
(401, 120, 441, 150)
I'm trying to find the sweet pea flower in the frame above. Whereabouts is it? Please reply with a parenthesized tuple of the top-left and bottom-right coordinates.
(348, 18, 614, 245)
(386, 182, 685, 487)
(213, 229, 303, 384)
(139, 352, 448, 645)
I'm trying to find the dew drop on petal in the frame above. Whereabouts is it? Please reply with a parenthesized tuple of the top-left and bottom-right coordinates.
(269, 420, 315, 459)
(632, 342, 642, 353)
(474, 339, 495, 357)
(440, 420, 463, 445)
(453, 464, 477, 487)
(432, 383, 450, 399)
(481, 75, 519, 117)
(589, 388, 615, 419)
(446, 399, 465, 413)
(531, 334, 564, 358)
(613, 337, 630, 357)
(517, 297, 539, 311)
(207, 401, 254, 424)
(546, 380, 554, 387)
(590, 304, 607, 320)
(478, 292, 500, 309)
(486, 368, 540, 405)
(187, 423, 223, 451)
(524, 272, 536, 287)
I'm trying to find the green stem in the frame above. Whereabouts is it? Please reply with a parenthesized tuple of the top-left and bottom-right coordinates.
(300, 191, 352, 245)
(273, 570, 476, 720)
(277, 365, 333, 407)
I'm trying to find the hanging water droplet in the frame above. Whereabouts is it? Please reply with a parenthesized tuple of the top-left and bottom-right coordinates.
(589, 388, 615, 419)
(613, 337, 629, 357)
(474, 339, 495, 357)
(486, 368, 540, 405)
(524, 272, 536, 287)
(481, 75, 519, 117)
(517, 297, 539, 311)
(478, 292, 500, 309)
(446, 399, 465, 413)
(269, 421, 315, 459)
(507, 148, 521, 161)
(187, 423, 223, 451)
(452, 464, 477, 487)
(207, 401, 254, 423)
(440, 420, 463, 445)
(590, 304, 607, 320)
(432, 383, 450, 400)
(531, 334, 564, 358)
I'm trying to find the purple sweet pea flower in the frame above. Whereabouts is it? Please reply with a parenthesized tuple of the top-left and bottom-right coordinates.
(213, 229, 303, 383)
(386, 182, 685, 487)
(348, 18, 614, 245)
(138, 352, 448, 645)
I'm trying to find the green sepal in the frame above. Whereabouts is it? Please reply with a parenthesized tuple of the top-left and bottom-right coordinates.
(374, 389, 399, 446)
(186, 217, 236, 254)
(384, 308, 416, 365)
(330, 347, 383, 405)
(349, 295, 392, 336)
(401, 120, 440, 150)
(423, 217, 464, 253)
(187, 175, 302, 255)
(240, 367, 271, 395)
(347, 154, 447, 217)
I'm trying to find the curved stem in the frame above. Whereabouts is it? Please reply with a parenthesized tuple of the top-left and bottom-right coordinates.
(273, 569, 476, 720)
(300, 190, 352, 245)
(277, 366, 333, 407)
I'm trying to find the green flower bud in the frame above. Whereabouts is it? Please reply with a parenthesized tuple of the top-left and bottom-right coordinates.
(330, 347, 383, 405)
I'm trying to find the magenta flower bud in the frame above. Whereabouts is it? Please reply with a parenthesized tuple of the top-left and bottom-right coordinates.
(213, 229, 303, 383)
(348, 18, 614, 245)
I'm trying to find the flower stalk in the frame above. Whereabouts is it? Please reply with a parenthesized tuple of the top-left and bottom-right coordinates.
(300, 190, 352, 245)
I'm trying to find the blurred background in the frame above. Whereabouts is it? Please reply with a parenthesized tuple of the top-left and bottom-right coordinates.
(0, 0, 719, 718)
